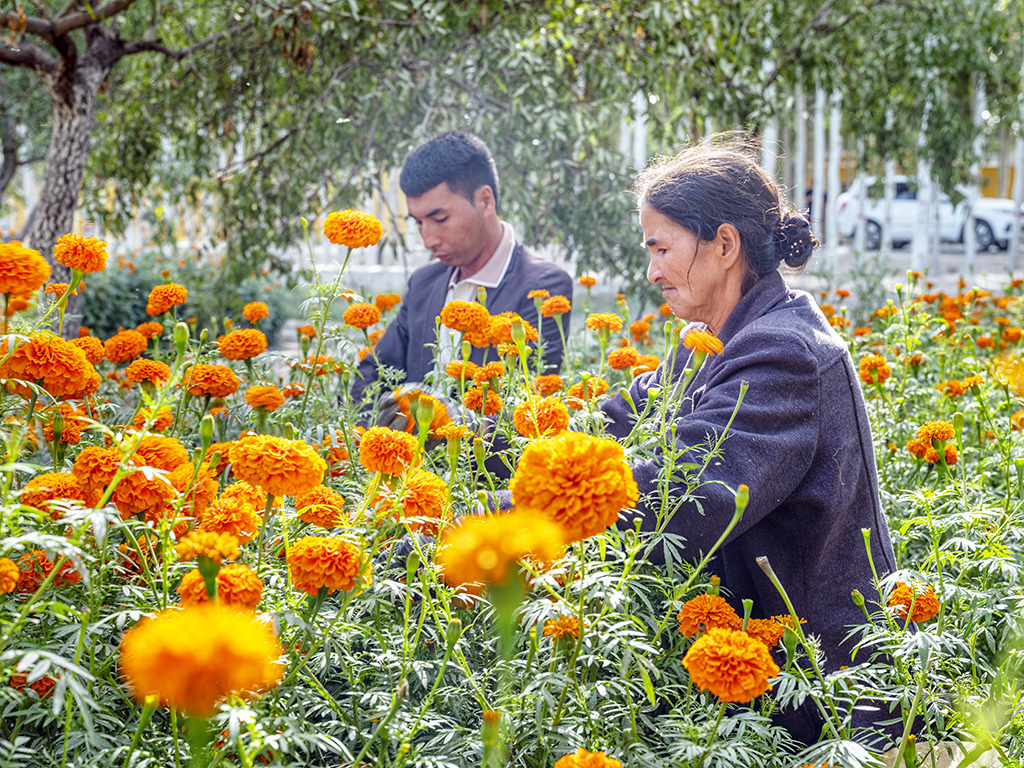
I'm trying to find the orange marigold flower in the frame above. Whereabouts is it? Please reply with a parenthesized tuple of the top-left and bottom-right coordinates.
(0, 557, 19, 593)
(118, 604, 282, 716)
(358, 425, 419, 476)
(323, 209, 383, 249)
(374, 293, 401, 312)
(0, 332, 97, 400)
(858, 354, 892, 385)
(608, 347, 640, 370)
(126, 358, 171, 386)
(633, 354, 660, 375)
(134, 435, 189, 472)
(745, 618, 786, 648)
(230, 435, 326, 498)
(245, 384, 285, 411)
(488, 312, 537, 346)
(526, 289, 550, 300)
(176, 531, 241, 564)
(70, 335, 105, 365)
(134, 407, 174, 432)
(42, 409, 82, 446)
(676, 594, 743, 637)
(0, 241, 51, 295)
(183, 363, 240, 398)
(220, 481, 279, 512)
(146, 283, 188, 316)
(543, 615, 582, 640)
(445, 360, 479, 380)
(976, 335, 995, 349)
(578, 275, 597, 288)
(177, 562, 263, 611)
(1003, 327, 1023, 344)
(136, 321, 164, 340)
(44, 282, 77, 297)
(104, 329, 148, 364)
(513, 396, 569, 438)
(510, 431, 638, 542)
(296, 324, 317, 338)
(435, 423, 473, 441)
(320, 432, 350, 478)
(937, 379, 967, 398)
(463, 386, 503, 416)
(1012, 409, 1024, 431)
(472, 361, 505, 386)
(197, 497, 261, 544)
(540, 295, 572, 317)
(219, 329, 267, 361)
(683, 328, 724, 355)
(342, 302, 381, 329)
(917, 420, 955, 443)
(888, 581, 940, 622)
(630, 320, 651, 344)
(53, 233, 108, 272)
(440, 301, 491, 334)
(287, 536, 366, 594)
(72, 445, 122, 493)
(20, 472, 86, 518)
(658, 303, 672, 317)
(533, 374, 565, 395)
(553, 749, 622, 768)
(435, 509, 566, 595)
(682, 627, 780, 703)
(566, 377, 609, 410)
(168, 461, 219, 518)
(835, 288, 851, 298)
(16, 549, 81, 592)
(962, 374, 984, 390)
(242, 302, 269, 323)
(398, 468, 450, 536)
(585, 313, 623, 334)
(295, 485, 346, 528)
(112, 469, 175, 519)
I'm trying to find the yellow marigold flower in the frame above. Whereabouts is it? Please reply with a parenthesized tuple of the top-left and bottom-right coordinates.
(682, 627, 780, 703)
(374, 293, 401, 312)
(676, 594, 742, 637)
(398, 468, 449, 536)
(243, 301, 269, 323)
(770, 614, 807, 630)
(358, 425, 419, 476)
(70, 335, 105, 365)
(435, 423, 473, 441)
(119, 604, 282, 716)
(0, 333, 97, 400)
(445, 360, 479, 380)
(323, 209, 383, 249)
(513, 396, 569, 438)
(287, 536, 366, 594)
(72, 445, 122, 493)
(744, 618, 786, 648)
(578, 275, 597, 288)
(435, 509, 566, 595)
(888, 581, 940, 622)
(177, 562, 264, 611)
(683, 328, 724, 356)
(962, 374, 984, 390)
(463, 386, 502, 416)
(585, 313, 623, 334)
(20, 472, 86, 518)
(53, 233, 108, 272)
(488, 312, 537, 346)
(858, 354, 892, 385)
(608, 346, 640, 370)
(510, 431, 638, 542)
(543, 614, 582, 640)
(440, 300, 491, 334)
(104, 329, 148, 364)
(917, 420, 955, 444)
(125, 358, 171, 386)
(472, 361, 505, 386)
(219, 329, 267, 361)
(553, 750, 621, 768)
(146, 283, 188, 316)
(175, 531, 241, 564)
(342, 302, 381, 329)
(540, 295, 571, 317)
(0, 241, 50, 295)
(182, 363, 240, 398)
(230, 435, 326, 498)
(295, 485, 346, 528)
(133, 407, 174, 432)
(565, 377, 609, 410)
(245, 384, 285, 411)
(0, 557, 19, 594)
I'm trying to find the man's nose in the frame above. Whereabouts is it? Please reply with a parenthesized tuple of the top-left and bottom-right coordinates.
(419, 222, 441, 250)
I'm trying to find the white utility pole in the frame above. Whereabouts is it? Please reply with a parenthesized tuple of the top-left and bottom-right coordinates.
(826, 91, 842, 270)
(795, 82, 808, 212)
(964, 75, 986, 272)
(812, 84, 827, 246)
(632, 91, 648, 171)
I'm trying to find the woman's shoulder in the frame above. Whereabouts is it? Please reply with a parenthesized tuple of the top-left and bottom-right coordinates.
(729, 288, 849, 367)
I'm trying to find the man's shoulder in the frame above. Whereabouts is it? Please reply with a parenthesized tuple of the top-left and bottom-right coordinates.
(408, 259, 450, 286)
(511, 244, 571, 282)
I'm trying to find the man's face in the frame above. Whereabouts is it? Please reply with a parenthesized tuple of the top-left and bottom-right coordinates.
(406, 182, 497, 275)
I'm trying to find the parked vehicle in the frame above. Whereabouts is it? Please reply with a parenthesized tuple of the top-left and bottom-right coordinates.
(836, 175, 1020, 251)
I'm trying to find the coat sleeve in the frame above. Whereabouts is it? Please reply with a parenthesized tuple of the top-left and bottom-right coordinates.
(514, 267, 574, 374)
(351, 278, 413, 404)
(616, 330, 820, 555)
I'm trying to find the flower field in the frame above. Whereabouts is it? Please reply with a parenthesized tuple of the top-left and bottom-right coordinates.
(1, 215, 1024, 768)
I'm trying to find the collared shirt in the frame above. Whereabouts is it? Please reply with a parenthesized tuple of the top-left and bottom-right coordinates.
(433, 221, 515, 378)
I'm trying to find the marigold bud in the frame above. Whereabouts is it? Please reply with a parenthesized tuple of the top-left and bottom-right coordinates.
(200, 414, 215, 451)
(446, 618, 463, 651)
(851, 589, 865, 607)
(174, 322, 189, 359)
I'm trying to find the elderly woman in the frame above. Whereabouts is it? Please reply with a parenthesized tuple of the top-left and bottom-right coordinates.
(602, 140, 898, 745)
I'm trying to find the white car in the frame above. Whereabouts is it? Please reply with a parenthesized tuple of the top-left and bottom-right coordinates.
(836, 175, 1020, 251)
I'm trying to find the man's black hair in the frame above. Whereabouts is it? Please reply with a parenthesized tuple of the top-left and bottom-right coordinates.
(399, 131, 500, 211)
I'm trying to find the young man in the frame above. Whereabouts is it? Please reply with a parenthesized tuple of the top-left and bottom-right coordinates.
(351, 131, 573, 403)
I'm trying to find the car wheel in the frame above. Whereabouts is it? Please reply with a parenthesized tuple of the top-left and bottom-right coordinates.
(864, 220, 882, 251)
(892, 241, 909, 250)
(974, 220, 995, 252)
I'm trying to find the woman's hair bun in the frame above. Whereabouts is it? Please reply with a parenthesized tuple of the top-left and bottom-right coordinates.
(774, 213, 817, 268)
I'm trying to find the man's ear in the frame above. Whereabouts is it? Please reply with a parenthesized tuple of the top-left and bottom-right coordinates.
(475, 185, 497, 217)
(715, 222, 743, 268)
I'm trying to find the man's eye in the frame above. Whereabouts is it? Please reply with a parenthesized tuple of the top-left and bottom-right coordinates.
(433, 217, 448, 224)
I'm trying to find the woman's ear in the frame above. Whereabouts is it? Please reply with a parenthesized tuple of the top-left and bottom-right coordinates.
(715, 223, 743, 268)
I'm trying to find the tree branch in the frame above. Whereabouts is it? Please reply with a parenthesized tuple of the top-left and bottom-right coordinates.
(118, 21, 255, 62)
(52, 0, 137, 37)
(0, 39, 57, 73)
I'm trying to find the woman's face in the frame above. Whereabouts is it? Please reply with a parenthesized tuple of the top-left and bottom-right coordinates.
(640, 205, 740, 334)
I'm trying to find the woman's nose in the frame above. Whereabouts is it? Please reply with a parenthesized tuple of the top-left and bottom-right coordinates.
(646, 256, 661, 285)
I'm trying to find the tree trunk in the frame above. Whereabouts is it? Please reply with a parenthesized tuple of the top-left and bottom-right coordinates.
(25, 34, 114, 338)
(0, 116, 18, 210)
